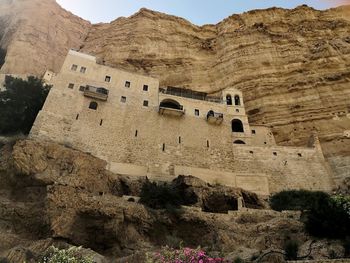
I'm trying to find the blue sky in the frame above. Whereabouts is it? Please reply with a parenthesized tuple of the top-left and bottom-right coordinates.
(56, 0, 348, 25)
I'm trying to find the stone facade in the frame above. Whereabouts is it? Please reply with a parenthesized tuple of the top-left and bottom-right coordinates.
(30, 50, 335, 195)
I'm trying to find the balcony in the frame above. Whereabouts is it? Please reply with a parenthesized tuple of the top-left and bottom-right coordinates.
(159, 99, 185, 117)
(83, 85, 109, 101)
(207, 110, 223, 124)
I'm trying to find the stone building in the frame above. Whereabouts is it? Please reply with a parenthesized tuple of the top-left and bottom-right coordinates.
(30, 50, 335, 195)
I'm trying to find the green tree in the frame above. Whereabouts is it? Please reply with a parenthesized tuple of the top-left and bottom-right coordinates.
(0, 75, 51, 135)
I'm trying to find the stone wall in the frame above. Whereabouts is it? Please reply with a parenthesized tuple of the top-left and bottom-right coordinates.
(30, 51, 335, 195)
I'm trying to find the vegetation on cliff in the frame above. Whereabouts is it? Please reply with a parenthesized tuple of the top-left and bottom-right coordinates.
(270, 190, 350, 239)
(0, 48, 5, 68)
(0, 75, 50, 135)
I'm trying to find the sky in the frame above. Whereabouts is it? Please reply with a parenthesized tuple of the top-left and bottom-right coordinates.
(56, 0, 350, 25)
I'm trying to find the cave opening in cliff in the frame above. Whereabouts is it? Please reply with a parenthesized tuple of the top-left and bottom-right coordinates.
(232, 119, 244, 133)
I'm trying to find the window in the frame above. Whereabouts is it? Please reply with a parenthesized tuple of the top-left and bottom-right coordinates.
(80, 67, 87, 73)
(100, 119, 103, 126)
(89, 101, 98, 110)
(143, 85, 149, 91)
(298, 153, 302, 157)
(207, 140, 210, 148)
(236, 109, 240, 113)
(68, 83, 74, 89)
(76, 114, 79, 120)
(231, 119, 244, 133)
(71, 64, 78, 71)
(105, 76, 111, 82)
(79, 86, 85, 92)
(234, 95, 241, 106)
(125, 81, 131, 88)
(226, 95, 232, 105)
(121, 96, 126, 103)
(162, 143, 165, 152)
(273, 152, 277, 156)
(195, 109, 200, 116)
(233, 140, 246, 144)
(252, 130, 256, 134)
(135, 130, 138, 137)
(143, 100, 149, 107)
(179, 136, 181, 144)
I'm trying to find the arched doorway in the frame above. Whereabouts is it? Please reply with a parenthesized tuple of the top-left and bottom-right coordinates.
(89, 101, 98, 110)
(160, 99, 182, 110)
(232, 119, 244, 132)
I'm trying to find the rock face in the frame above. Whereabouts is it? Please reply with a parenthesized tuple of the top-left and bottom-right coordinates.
(0, 139, 346, 262)
(0, 1, 349, 183)
(0, 0, 90, 75)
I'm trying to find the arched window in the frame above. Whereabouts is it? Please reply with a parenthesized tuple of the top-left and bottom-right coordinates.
(89, 101, 98, 110)
(234, 95, 241, 106)
(160, 99, 182, 110)
(232, 119, 244, 133)
(233, 140, 246, 144)
(226, 95, 232, 105)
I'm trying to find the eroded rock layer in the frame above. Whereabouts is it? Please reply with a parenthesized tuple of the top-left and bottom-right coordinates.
(0, 0, 349, 182)
(0, 140, 346, 262)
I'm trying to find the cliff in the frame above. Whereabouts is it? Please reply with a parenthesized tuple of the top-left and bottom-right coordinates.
(0, 140, 346, 262)
(0, 0, 349, 183)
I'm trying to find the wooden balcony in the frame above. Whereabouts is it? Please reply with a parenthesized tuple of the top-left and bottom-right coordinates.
(207, 111, 223, 124)
(83, 85, 109, 101)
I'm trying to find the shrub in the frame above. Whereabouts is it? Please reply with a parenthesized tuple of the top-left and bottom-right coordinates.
(0, 48, 6, 68)
(39, 246, 94, 263)
(233, 257, 245, 263)
(140, 180, 184, 210)
(284, 240, 299, 260)
(269, 190, 330, 211)
(0, 75, 51, 135)
(146, 246, 230, 263)
(305, 195, 350, 239)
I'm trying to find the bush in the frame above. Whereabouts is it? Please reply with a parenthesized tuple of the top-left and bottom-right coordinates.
(305, 195, 350, 239)
(140, 180, 184, 210)
(0, 48, 6, 68)
(0, 75, 51, 135)
(39, 246, 93, 263)
(284, 240, 299, 260)
(271, 190, 350, 239)
(269, 190, 330, 211)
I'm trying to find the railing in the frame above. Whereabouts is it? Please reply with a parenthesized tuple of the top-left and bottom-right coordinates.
(207, 110, 224, 124)
(159, 105, 185, 116)
(159, 87, 223, 104)
(83, 85, 109, 101)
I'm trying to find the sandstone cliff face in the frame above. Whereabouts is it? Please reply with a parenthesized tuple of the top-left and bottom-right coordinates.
(0, 0, 349, 183)
(0, 0, 90, 75)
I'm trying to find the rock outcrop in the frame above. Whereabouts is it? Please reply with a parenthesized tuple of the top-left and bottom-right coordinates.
(0, 1, 349, 184)
(0, 139, 346, 262)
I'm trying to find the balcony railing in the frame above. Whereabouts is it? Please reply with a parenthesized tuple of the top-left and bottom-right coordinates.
(159, 105, 185, 116)
(83, 85, 109, 101)
(207, 110, 224, 124)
